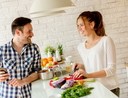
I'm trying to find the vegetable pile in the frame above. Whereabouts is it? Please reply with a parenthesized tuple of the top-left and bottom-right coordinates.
(49, 77, 85, 89)
(61, 84, 94, 98)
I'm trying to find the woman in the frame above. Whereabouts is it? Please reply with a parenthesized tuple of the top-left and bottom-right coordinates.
(73, 11, 120, 97)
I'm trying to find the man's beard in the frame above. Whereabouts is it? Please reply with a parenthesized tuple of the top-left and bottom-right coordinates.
(25, 37, 32, 44)
(28, 39, 32, 43)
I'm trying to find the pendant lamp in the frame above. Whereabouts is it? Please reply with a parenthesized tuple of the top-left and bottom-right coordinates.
(30, 10, 65, 18)
(29, 0, 75, 18)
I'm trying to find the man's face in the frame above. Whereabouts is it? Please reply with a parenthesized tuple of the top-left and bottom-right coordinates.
(20, 23, 34, 44)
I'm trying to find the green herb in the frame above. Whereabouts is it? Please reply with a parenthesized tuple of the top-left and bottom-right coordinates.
(57, 43, 63, 55)
(61, 84, 94, 98)
(44, 46, 56, 55)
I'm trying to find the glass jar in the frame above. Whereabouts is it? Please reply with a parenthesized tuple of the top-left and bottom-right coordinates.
(53, 65, 62, 77)
(64, 61, 72, 73)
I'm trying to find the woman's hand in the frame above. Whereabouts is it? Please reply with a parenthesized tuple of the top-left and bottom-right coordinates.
(73, 69, 107, 78)
(72, 63, 85, 70)
(73, 69, 88, 78)
(0, 71, 10, 82)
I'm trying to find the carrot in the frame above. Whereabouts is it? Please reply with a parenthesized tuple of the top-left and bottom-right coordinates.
(78, 80, 84, 84)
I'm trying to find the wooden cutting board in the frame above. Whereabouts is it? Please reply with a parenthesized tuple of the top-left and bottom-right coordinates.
(57, 59, 65, 64)
(82, 78, 95, 82)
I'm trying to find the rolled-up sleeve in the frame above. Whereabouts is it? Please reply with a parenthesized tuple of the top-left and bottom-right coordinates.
(32, 44, 41, 73)
(104, 36, 116, 77)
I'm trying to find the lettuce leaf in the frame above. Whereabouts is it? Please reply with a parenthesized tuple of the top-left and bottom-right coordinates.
(61, 84, 94, 98)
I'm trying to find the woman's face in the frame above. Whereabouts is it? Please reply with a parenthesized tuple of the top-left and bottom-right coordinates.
(77, 17, 94, 37)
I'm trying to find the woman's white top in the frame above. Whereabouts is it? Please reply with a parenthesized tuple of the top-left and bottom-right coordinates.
(77, 36, 119, 90)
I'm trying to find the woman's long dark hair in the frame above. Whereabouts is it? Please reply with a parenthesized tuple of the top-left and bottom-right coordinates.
(77, 11, 106, 36)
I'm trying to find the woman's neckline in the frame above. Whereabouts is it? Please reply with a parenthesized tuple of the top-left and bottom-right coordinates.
(84, 36, 104, 49)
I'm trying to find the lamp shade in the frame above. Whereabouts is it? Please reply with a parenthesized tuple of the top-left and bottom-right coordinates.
(30, 10, 65, 18)
(29, 0, 75, 18)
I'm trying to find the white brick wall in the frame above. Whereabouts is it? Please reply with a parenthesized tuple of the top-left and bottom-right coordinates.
(0, 0, 128, 97)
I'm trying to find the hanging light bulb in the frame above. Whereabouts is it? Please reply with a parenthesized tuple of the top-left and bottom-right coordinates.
(29, 0, 75, 18)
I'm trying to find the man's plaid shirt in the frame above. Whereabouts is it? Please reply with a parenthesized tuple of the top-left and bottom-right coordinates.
(0, 41, 41, 98)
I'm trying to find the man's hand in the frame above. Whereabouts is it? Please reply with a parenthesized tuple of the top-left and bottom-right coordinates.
(8, 73, 39, 87)
(0, 71, 10, 82)
(8, 78, 26, 87)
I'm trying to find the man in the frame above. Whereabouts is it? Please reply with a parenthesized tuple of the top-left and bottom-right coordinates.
(0, 17, 41, 98)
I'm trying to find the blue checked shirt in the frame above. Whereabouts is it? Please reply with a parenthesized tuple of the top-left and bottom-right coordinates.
(0, 40, 41, 98)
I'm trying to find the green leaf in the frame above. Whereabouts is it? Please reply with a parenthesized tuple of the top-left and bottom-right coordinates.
(44, 46, 56, 55)
(57, 43, 63, 55)
(61, 84, 94, 98)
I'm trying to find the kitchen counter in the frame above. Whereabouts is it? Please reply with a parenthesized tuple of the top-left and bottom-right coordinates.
(32, 78, 119, 98)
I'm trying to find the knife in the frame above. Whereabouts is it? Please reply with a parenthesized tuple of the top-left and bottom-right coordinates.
(69, 65, 78, 76)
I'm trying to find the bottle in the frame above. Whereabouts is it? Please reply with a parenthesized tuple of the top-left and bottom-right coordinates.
(55, 49, 61, 62)
(47, 49, 52, 57)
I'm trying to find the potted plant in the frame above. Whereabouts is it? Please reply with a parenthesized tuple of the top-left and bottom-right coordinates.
(57, 43, 64, 59)
(44, 46, 56, 57)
